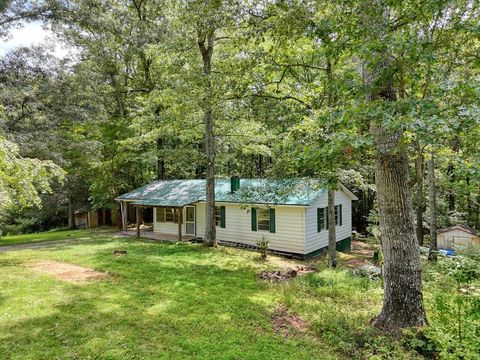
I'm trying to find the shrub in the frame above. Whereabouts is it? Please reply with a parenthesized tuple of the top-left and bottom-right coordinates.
(256, 235, 269, 260)
(417, 249, 480, 358)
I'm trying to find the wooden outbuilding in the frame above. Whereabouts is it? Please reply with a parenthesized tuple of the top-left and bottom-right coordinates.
(74, 209, 113, 229)
(437, 224, 479, 249)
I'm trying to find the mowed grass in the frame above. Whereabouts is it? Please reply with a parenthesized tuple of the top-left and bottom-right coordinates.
(0, 228, 97, 246)
(0, 230, 419, 359)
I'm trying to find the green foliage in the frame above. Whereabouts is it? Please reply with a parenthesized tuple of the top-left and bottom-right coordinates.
(0, 137, 65, 217)
(418, 251, 480, 358)
(256, 234, 269, 260)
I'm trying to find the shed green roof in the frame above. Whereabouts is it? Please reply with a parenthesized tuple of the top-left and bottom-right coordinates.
(116, 179, 356, 207)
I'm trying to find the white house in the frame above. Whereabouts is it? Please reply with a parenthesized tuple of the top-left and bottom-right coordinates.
(116, 178, 357, 258)
(437, 224, 479, 250)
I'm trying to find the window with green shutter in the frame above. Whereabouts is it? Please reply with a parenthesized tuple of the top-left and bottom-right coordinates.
(251, 208, 257, 231)
(215, 206, 226, 228)
(334, 205, 342, 226)
(317, 208, 326, 232)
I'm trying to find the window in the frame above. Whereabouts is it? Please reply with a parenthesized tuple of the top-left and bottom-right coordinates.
(317, 208, 326, 232)
(257, 208, 270, 231)
(317, 205, 342, 232)
(215, 206, 221, 227)
(335, 205, 342, 226)
(252, 208, 275, 233)
(156, 207, 179, 223)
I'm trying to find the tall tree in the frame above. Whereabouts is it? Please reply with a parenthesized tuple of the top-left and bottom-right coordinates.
(427, 153, 438, 261)
(360, 1, 427, 331)
(198, 24, 216, 247)
(327, 188, 337, 267)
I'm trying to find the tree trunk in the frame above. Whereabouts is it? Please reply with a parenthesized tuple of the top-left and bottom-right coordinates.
(428, 154, 438, 261)
(114, 202, 122, 229)
(371, 126, 427, 331)
(415, 141, 424, 245)
(68, 197, 76, 229)
(328, 189, 337, 268)
(157, 137, 166, 180)
(256, 155, 264, 177)
(198, 30, 216, 247)
(476, 186, 480, 229)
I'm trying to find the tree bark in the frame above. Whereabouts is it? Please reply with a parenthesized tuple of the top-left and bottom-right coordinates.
(371, 126, 427, 331)
(328, 189, 337, 268)
(68, 196, 76, 229)
(415, 141, 425, 245)
(157, 137, 166, 180)
(428, 154, 438, 261)
(198, 30, 216, 247)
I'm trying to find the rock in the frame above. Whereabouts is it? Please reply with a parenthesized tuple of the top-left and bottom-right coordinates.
(352, 263, 382, 280)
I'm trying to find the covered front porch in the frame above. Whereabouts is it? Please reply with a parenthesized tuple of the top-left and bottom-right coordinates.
(119, 200, 197, 242)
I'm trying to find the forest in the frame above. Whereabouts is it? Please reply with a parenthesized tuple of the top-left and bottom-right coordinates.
(1, 0, 480, 358)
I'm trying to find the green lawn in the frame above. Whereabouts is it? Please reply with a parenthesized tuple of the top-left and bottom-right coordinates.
(0, 230, 471, 359)
(0, 228, 107, 246)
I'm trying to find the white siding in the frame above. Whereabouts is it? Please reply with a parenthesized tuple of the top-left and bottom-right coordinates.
(153, 207, 183, 234)
(151, 189, 353, 255)
(304, 190, 352, 253)
(196, 203, 205, 238)
(196, 202, 305, 254)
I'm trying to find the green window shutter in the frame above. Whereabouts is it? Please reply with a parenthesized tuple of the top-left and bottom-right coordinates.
(251, 208, 257, 231)
(339, 204, 343, 226)
(269, 208, 276, 233)
(220, 206, 226, 228)
(317, 208, 321, 233)
(325, 207, 329, 229)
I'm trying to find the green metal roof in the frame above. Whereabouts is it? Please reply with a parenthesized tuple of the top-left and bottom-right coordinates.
(116, 178, 352, 207)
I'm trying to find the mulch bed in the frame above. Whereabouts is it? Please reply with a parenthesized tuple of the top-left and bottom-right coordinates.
(345, 258, 369, 268)
(258, 266, 315, 282)
(26, 261, 108, 283)
(271, 304, 308, 337)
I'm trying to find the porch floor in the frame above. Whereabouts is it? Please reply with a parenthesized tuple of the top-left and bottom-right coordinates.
(121, 229, 195, 242)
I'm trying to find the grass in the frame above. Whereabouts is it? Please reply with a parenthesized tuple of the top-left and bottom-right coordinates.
(0, 229, 465, 359)
(0, 228, 107, 246)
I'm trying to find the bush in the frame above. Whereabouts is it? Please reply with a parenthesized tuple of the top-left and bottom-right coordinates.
(256, 235, 269, 260)
(416, 249, 480, 359)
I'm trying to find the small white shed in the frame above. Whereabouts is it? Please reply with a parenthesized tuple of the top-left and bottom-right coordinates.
(437, 225, 479, 249)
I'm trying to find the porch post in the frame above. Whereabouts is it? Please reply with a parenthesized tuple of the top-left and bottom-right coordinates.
(120, 202, 124, 231)
(122, 201, 128, 231)
(177, 207, 183, 241)
(136, 206, 141, 238)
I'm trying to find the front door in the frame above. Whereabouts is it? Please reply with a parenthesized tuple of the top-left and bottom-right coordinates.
(185, 206, 195, 235)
